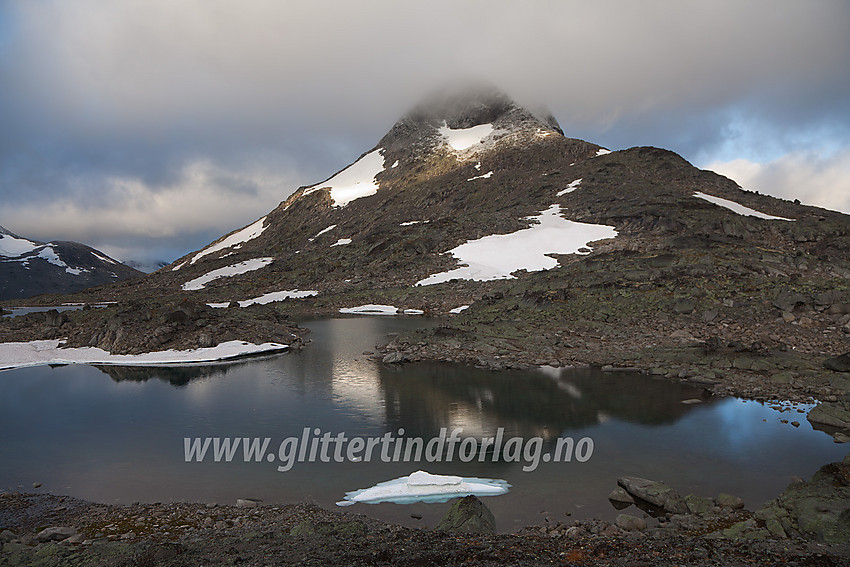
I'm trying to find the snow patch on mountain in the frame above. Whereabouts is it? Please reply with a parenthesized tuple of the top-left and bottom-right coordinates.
(182, 257, 274, 291)
(330, 238, 352, 247)
(189, 216, 268, 265)
(0, 233, 40, 258)
(440, 122, 495, 151)
(693, 192, 795, 221)
(467, 171, 493, 181)
(208, 289, 318, 308)
(314, 224, 337, 238)
(556, 179, 582, 196)
(416, 205, 618, 286)
(36, 246, 88, 276)
(595, 149, 612, 157)
(303, 148, 386, 207)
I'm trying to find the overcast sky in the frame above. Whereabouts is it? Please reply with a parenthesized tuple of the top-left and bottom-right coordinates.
(1, 0, 849, 267)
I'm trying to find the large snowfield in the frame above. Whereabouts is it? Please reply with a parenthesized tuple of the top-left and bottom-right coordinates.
(303, 148, 386, 207)
(188, 216, 268, 266)
(0, 340, 289, 372)
(416, 205, 618, 286)
(182, 257, 274, 291)
(693, 192, 795, 221)
(440, 122, 495, 151)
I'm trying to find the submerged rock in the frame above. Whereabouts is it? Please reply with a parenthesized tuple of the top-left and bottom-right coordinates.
(435, 495, 496, 534)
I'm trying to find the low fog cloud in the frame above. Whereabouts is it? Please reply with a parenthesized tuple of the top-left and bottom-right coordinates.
(1, 0, 848, 262)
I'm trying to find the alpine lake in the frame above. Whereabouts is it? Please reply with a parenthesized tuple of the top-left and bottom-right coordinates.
(0, 317, 845, 533)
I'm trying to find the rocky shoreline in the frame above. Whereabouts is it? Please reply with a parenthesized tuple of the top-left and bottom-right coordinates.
(2, 454, 849, 566)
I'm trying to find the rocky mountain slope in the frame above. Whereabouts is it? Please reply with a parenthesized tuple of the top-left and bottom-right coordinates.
(4, 87, 850, 407)
(0, 226, 142, 300)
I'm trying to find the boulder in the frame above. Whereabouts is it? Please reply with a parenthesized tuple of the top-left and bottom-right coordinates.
(808, 403, 850, 430)
(615, 514, 647, 531)
(435, 495, 496, 534)
(617, 477, 688, 515)
(824, 352, 850, 372)
(716, 493, 745, 510)
(684, 494, 713, 516)
(35, 526, 76, 542)
(607, 486, 635, 509)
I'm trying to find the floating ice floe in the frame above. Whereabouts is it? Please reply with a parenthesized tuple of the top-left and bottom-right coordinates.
(336, 470, 510, 506)
(440, 122, 495, 151)
(182, 257, 274, 291)
(338, 305, 424, 316)
(207, 290, 318, 308)
(556, 178, 582, 196)
(0, 340, 289, 372)
(416, 204, 617, 286)
(693, 192, 795, 221)
(189, 217, 268, 265)
(303, 148, 386, 207)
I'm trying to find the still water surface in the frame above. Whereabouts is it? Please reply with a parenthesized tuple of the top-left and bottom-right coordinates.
(0, 317, 844, 532)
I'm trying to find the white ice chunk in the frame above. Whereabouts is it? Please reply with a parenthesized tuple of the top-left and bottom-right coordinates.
(417, 205, 618, 286)
(182, 257, 274, 291)
(0, 340, 289, 372)
(330, 238, 352, 247)
(440, 122, 494, 151)
(303, 149, 386, 207)
(556, 178, 582, 196)
(693, 192, 795, 221)
(191, 217, 267, 264)
(337, 470, 510, 506)
(449, 305, 469, 314)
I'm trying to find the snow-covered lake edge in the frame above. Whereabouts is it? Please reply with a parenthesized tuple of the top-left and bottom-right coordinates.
(0, 339, 289, 372)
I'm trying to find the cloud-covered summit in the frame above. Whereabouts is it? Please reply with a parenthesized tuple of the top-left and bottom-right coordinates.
(1, 0, 848, 265)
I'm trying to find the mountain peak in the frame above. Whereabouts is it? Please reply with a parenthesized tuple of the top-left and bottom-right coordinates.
(378, 83, 563, 153)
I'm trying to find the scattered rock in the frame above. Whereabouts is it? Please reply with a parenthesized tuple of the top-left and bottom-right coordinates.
(684, 494, 713, 516)
(435, 496, 496, 534)
(382, 351, 405, 364)
(673, 299, 695, 314)
(35, 526, 77, 542)
(615, 514, 647, 531)
(716, 493, 744, 510)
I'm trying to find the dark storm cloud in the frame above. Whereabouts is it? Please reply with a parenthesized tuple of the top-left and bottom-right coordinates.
(1, 0, 848, 261)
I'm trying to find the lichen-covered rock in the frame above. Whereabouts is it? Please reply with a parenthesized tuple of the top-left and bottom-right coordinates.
(435, 495, 496, 534)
